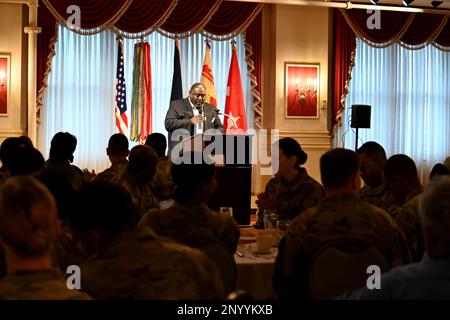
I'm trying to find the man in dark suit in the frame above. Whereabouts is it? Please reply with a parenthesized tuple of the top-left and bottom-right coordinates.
(165, 83, 223, 157)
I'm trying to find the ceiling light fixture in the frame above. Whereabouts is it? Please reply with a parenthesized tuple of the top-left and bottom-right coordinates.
(431, 1, 443, 7)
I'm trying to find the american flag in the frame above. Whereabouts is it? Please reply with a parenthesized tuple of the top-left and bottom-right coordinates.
(115, 39, 128, 135)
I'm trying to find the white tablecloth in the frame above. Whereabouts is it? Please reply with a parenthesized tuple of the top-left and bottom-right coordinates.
(234, 241, 277, 300)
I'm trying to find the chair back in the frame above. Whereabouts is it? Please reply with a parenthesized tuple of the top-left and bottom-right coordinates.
(306, 236, 389, 300)
(179, 235, 237, 296)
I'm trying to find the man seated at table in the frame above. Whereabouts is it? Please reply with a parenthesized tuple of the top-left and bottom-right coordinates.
(70, 181, 224, 299)
(273, 148, 410, 299)
(139, 151, 239, 254)
(341, 176, 450, 299)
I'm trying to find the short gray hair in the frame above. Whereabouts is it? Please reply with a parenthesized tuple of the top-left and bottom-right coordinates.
(419, 176, 450, 244)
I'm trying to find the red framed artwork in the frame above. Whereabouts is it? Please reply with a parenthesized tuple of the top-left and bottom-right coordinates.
(0, 54, 10, 116)
(285, 62, 319, 118)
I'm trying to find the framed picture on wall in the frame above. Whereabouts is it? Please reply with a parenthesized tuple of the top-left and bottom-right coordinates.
(0, 53, 11, 116)
(285, 62, 320, 118)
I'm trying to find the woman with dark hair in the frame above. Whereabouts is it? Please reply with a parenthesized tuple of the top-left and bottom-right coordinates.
(256, 137, 324, 224)
(45, 132, 84, 191)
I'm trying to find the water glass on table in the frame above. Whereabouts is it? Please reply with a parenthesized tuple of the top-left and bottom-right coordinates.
(263, 209, 278, 230)
(220, 207, 233, 217)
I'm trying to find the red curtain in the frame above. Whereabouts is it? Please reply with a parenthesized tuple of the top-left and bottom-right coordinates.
(332, 9, 356, 130)
(41, 0, 131, 29)
(434, 17, 450, 47)
(245, 12, 263, 127)
(401, 14, 446, 46)
(341, 9, 450, 46)
(160, 0, 220, 34)
(205, 2, 261, 36)
(114, 0, 177, 33)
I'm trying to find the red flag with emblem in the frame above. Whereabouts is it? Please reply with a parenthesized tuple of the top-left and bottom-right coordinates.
(224, 44, 247, 133)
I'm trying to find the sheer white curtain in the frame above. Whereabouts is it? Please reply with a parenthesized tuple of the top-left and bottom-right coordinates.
(339, 38, 450, 181)
(38, 25, 252, 172)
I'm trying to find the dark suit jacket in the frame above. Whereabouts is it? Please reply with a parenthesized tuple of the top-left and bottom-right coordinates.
(165, 98, 224, 152)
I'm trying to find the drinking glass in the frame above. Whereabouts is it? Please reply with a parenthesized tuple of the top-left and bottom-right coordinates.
(220, 207, 233, 217)
(263, 209, 278, 230)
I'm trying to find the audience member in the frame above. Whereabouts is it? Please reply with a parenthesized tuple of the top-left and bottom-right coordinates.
(45, 132, 84, 191)
(0, 176, 90, 299)
(93, 133, 129, 182)
(444, 157, 450, 172)
(429, 163, 449, 180)
(385, 154, 424, 261)
(36, 170, 86, 272)
(273, 148, 409, 299)
(145, 133, 174, 201)
(139, 152, 239, 254)
(69, 181, 223, 299)
(256, 138, 324, 225)
(341, 176, 450, 299)
(357, 141, 399, 215)
(113, 145, 159, 215)
(9, 147, 45, 176)
(0, 137, 32, 182)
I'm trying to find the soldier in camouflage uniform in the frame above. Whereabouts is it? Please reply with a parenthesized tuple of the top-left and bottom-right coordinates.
(145, 133, 174, 201)
(273, 149, 410, 299)
(140, 153, 239, 253)
(112, 145, 159, 215)
(92, 133, 129, 182)
(256, 138, 324, 225)
(70, 181, 223, 299)
(357, 141, 399, 216)
(385, 154, 423, 262)
(141, 203, 239, 254)
(0, 176, 90, 300)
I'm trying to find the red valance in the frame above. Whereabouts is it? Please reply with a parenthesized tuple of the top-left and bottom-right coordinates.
(160, 0, 221, 34)
(114, 0, 177, 34)
(41, 0, 132, 31)
(341, 9, 450, 49)
(204, 2, 261, 36)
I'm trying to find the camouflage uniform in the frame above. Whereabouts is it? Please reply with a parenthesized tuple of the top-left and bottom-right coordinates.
(112, 169, 159, 216)
(273, 194, 410, 299)
(51, 225, 87, 273)
(44, 159, 85, 192)
(0, 269, 91, 300)
(150, 156, 174, 201)
(394, 190, 423, 262)
(95, 160, 128, 182)
(140, 203, 240, 254)
(257, 168, 325, 223)
(360, 182, 400, 216)
(81, 227, 224, 299)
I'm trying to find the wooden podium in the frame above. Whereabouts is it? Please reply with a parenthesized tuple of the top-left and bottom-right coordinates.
(177, 133, 252, 225)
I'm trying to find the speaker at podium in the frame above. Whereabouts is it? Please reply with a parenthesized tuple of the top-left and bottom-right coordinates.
(174, 133, 253, 225)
